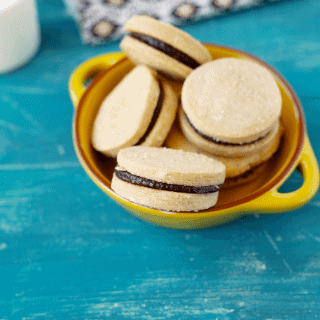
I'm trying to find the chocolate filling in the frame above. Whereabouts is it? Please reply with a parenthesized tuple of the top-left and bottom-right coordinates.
(115, 168, 222, 194)
(184, 111, 270, 146)
(135, 81, 164, 145)
(130, 32, 200, 69)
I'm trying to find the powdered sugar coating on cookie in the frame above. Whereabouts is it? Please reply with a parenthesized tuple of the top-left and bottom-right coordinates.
(181, 58, 282, 143)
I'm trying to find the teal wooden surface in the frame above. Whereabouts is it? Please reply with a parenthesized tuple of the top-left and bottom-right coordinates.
(0, 0, 320, 319)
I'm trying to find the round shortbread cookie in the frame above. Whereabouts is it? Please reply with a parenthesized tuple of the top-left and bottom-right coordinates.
(164, 120, 283, 178)
(111, 146, 226, 211)
(179, 107, 281, 157)
(120, 15, 211, 80)
(181, 57, 282, 144)
(140, 80, 178, 148)
(120, 36, 192, 81)
(112, 175, 219, 212)
(116, 146, 226, 186)
(123, 16, 211, 65)
(92, 65, 177, 157)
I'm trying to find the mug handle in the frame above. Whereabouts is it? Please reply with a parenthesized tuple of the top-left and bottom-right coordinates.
(245, 135, 319, 213)
(69, 52, 126, 108)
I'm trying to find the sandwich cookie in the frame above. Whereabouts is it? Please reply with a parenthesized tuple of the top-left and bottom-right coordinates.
(180, 57, 282, 157)
(120, 15, 212, 81)
(92, 65, 178, 158)
(111, 146, 226, 212)
(164, 121, 283, 186)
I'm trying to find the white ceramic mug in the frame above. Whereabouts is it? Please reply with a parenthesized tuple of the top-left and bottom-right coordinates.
(0, 0, 41, 74)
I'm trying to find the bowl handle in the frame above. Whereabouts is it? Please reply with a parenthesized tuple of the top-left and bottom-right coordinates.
(68, 52, 126, 108)
(245, 135, 319, 213)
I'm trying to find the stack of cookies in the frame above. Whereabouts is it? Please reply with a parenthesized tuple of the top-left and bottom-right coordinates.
(91, 15, 283, 211)
(166, 57, 283, 187)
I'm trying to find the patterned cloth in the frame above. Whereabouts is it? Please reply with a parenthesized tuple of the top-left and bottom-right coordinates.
(64, 0, 284, 45)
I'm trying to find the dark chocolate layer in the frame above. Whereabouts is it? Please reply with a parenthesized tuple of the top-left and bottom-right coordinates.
(115, 168, 222, 194)
(184, 111, 270, 146)
(135, 81, 164, 145)
(130, 32, 200, 69)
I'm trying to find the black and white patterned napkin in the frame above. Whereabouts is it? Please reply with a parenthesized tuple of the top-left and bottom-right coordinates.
(64, 0, 284, 45)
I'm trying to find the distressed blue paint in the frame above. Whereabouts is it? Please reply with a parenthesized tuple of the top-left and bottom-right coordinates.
(0, 0, 320, 319)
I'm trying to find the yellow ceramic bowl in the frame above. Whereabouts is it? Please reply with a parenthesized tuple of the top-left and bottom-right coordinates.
(70, 44, 319, 229)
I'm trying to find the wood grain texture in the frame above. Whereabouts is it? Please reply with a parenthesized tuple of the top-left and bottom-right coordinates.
(0, 0, 319, 319)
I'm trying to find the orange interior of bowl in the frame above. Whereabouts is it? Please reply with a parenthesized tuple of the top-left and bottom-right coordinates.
(74, 44, 305, 212)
